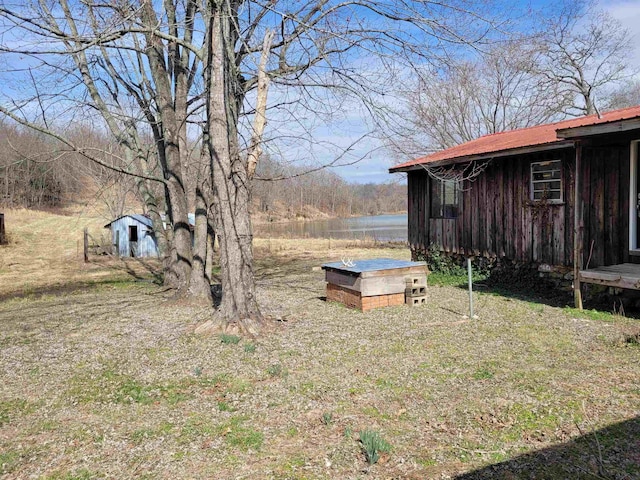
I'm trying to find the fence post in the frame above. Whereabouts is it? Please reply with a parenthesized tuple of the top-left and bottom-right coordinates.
(467, 257, 475, 319)
(83, 227, 89, 263)
(0, 213, 5, 245)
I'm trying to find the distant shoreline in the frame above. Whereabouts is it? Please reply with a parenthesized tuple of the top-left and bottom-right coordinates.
(252, 211, 407, 225)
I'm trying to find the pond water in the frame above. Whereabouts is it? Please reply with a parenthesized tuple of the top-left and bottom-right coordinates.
(254, 213, 408, 242)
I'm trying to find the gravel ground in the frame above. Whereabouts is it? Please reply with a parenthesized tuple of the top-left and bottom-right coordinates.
(1, 252, 639, 479)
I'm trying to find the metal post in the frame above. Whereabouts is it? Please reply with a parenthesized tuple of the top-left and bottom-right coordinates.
(467, 257, 474, 318)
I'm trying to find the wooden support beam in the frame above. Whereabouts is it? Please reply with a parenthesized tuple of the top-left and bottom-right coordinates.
(573, 142, 583, 309)
(0, 213, 5, 245)
(83, 227, 89, 263)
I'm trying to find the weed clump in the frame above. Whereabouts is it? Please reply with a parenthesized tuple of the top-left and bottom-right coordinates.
(220, 334, 241, 345)
(359, 429, 391, 465)
(624, 332, 640, 346)
(321, 412, 333, 426)
(267, 364, 286, 377)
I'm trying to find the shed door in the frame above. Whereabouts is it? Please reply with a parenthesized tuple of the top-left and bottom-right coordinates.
(129, 225, 138, 256)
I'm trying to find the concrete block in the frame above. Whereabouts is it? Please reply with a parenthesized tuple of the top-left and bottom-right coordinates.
(405, 286, 427, 297)
(406, 296, 427, 306)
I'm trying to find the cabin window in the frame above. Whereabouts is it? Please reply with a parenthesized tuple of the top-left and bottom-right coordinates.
(430, 179, 459, 218)
(531, 160, 562, 202)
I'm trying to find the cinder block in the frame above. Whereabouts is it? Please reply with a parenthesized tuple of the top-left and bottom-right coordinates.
(405, 285, 427, 297)
(406, 295, 427, 306)
(405, 275, 427, 287)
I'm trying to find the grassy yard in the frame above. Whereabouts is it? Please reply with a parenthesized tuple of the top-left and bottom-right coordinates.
(0, 209, 639, 479)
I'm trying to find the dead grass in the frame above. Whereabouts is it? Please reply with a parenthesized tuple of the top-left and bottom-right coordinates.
(0, 208, 165, 299)
(1, 210, 639, 479)
(0, 208, 405, 300)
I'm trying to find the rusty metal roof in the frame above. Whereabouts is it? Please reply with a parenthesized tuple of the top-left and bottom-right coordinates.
(390, 105, 640, 172)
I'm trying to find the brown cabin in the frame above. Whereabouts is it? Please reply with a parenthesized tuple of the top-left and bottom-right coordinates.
(389, 105, 640, 307)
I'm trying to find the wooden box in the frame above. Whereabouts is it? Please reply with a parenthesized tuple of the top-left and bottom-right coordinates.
(322, 258, 427, 311)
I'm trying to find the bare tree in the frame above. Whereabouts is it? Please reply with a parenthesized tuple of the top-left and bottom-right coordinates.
(393, 41, 571, 153)
(0, 0, 503, 334)
(605, 80, 640, 110)
(0, 122, 84, 209)
(0, 0, 209, 296)
(534, 1, 633, 116)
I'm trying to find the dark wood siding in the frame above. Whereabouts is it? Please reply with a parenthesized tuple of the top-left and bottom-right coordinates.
(407, 170, 429, 251)
(407, 138, 633, 268)
(580, 141, 630, 268)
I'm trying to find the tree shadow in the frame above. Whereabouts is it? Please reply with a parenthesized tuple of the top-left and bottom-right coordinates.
(455, 416, 640, 479)
(474, 281, 572, 309)
(438, 269, 640, 319)
(0, 277, 152, 302)
(104, 257, 163, 284)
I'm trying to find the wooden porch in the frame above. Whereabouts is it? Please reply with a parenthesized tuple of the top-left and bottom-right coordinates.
(579, 263, 640, 290)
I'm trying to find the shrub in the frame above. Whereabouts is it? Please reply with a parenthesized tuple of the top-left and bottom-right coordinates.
(423, 243, 466, 275)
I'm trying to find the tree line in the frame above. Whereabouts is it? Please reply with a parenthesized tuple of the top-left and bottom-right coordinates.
(0, 123, 405, 220)
(253, 157, 405, 220)
(0, 123, 80, 209)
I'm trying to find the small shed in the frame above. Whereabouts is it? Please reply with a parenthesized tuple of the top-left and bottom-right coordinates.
(104, 214, 159, 258)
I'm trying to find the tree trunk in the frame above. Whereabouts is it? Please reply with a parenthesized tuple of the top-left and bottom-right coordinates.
(140, 0, 192, 293)
(205, 225, 215, 283)
(205, 2, 263, 335)
(188, 144, 214, 303)
(188, 186, 213, 302)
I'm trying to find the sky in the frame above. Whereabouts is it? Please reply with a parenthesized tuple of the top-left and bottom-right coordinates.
(331, 0, 640, 185)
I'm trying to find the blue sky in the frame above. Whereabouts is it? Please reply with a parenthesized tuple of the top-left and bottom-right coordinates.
(327, 0, 640, 185)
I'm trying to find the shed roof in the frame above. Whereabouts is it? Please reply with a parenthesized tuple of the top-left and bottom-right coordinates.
(104, 214, 153, 228)
(389, 105, 640, 172)
(105, 213, 197, 229)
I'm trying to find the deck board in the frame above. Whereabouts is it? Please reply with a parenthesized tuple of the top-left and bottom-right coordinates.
(580, 263, 640, 290)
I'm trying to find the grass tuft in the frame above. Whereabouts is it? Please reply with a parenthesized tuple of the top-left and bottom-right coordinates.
(563, 307, 616, 322)
(359, 429, 392, 465)
(0, 451, 20, 474)
(220, 334, 241, 345)
(472, 368, 495, 380)
(624, 332, 640, 346)
(321, 411, 333, 426)
(0, 399, 34, 426)
(42, 469, 103, 480)
(267, 364, 286, 377)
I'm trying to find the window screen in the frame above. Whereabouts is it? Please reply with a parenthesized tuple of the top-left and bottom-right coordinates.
(430, 179, 459, 218)
(531, 160, 562, 201)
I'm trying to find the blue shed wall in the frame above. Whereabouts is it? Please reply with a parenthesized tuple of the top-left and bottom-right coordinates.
(109, 216, 159, 257)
